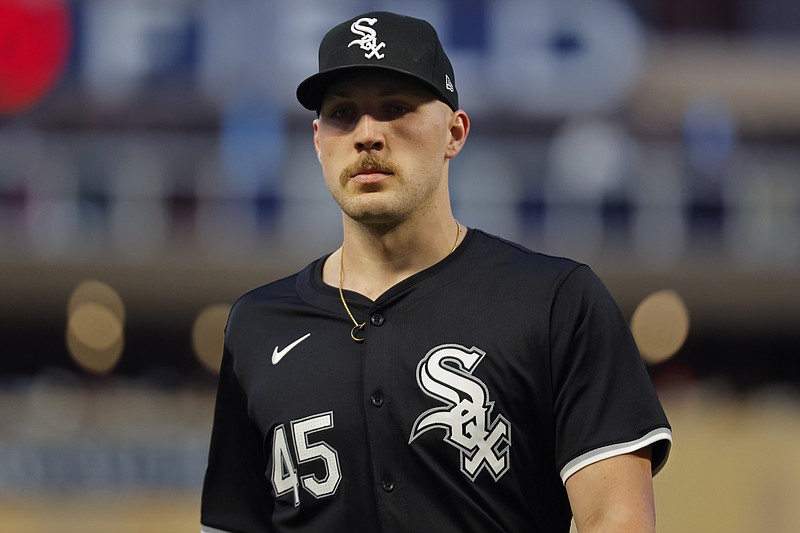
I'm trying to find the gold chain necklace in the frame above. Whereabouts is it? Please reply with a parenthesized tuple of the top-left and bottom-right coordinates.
(339, 220, 461, 342)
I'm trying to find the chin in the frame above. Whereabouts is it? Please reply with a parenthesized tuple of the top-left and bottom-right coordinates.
(335, 194, 391, 221)
(342, 204, 407, 226)
(345, 211, 400, 226)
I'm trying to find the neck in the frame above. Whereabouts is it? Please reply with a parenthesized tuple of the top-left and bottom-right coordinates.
(324, 215, 462, 300)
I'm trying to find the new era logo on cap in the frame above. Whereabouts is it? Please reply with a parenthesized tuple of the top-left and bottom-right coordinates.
(296, 11, 459, 112)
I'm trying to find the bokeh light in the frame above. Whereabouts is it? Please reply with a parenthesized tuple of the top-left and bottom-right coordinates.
(0, 0, 71, 116)
(65, 280, 125, 374)
(191, 304, 231, 374)
(631, 289, 690, 364)
(68, 302, 122, 352)
(67, 280, 125, 323)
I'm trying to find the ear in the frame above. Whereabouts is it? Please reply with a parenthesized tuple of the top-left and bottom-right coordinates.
(313, 118, 322, 161)
(445, 109, 470, 160)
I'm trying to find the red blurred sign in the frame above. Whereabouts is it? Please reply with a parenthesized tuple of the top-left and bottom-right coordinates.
(0, 0, 71, 116)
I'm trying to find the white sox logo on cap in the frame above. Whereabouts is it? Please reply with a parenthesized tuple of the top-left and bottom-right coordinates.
(297, 11, 459, 111)
(348, 17, 385, 59)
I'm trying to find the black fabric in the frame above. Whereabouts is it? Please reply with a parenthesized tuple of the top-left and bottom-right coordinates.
(201, 350, 272, 532)
(200, 229, 671, 533)
(297, 11, 458, 112)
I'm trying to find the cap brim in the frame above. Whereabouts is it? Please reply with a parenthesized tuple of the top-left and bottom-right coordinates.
(296, 65, 455, 112)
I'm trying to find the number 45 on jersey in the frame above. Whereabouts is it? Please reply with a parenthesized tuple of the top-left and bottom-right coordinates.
(271, 411, 342, 506)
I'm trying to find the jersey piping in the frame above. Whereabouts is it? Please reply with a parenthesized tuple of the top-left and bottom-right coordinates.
(560, 427, 673, 484)
(200, 525, 232, 533)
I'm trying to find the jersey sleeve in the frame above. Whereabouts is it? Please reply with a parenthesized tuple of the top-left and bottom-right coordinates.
(549, 265, 672, 484)
(201, 345, 273, 533)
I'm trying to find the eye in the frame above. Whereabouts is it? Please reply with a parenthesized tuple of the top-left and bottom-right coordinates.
(329, 106, 353, 120)
(386, 103, 411, 116)
(320, 100, 356, 122)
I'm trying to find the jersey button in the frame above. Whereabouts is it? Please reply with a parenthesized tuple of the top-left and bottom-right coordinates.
(381, 478, 395, 492)
(370, 392, 384, 407)
(370, 313, 385, 326)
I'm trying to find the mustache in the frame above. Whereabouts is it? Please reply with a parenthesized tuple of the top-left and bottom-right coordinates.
(339, 153, 398, 185)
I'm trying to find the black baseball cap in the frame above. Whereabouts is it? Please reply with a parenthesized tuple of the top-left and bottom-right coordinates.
(296, 11, 458, 112)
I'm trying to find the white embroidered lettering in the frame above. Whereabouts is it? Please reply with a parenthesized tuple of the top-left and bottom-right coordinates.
(409, 344, 511, 481)
(348, 17, 386, 59)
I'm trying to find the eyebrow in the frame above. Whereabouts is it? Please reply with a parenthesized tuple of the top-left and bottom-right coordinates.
(327, 89, 407, 100)
(326, 81, 427, 100)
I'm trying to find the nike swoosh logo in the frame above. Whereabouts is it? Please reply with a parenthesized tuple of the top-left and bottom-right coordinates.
(271, 333, 311, 365)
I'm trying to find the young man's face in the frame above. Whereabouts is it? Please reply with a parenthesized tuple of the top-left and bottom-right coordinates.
(313, 71, 466, 226)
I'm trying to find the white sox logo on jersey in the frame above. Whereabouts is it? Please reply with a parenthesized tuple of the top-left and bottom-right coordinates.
(409, 344, 511, 481)
(348, 17, 386, 59)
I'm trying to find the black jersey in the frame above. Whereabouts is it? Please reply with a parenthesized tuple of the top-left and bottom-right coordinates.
(201, 229, 671, 533)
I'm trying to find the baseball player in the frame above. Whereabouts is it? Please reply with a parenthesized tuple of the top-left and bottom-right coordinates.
(201, 11, 671, 533)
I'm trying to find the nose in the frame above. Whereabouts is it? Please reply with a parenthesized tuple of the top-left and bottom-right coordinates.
(353, 114, 384, 152)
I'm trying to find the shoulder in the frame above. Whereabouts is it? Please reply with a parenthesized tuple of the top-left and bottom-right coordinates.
(468, 229, 586, 284)
(234, 271, 300, 307)
(226, 258, 321, 328)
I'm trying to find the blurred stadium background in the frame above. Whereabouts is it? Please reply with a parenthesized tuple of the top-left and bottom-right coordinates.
(1, 0, 799, 531)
